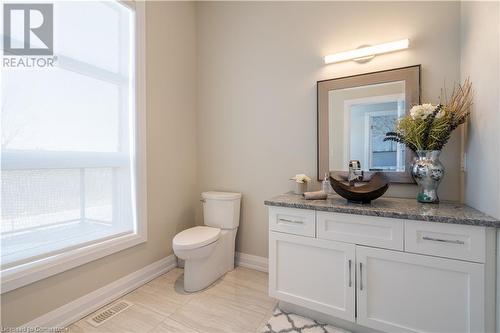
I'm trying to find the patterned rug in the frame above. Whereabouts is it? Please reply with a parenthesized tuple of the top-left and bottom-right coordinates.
(260, 307, 350, 333)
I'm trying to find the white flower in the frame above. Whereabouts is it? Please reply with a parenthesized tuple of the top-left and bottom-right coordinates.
(291, 174, 311, 183)
(410, 103, 439, 120)
(435, 108, 446, 119)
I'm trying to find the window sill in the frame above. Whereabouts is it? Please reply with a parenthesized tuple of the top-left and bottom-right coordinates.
(2, 220, 133, 267)
(0, 231, 146, 293)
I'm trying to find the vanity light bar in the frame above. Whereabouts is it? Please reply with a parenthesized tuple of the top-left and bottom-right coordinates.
(324, 39, 410, 64)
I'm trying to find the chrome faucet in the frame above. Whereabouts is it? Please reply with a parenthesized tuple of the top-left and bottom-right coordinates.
(348, 160, 364, 186)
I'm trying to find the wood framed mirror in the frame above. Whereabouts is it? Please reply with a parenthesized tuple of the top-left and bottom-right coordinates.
(317, 65, 421, 182)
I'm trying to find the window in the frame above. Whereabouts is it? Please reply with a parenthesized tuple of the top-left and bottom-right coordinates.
(365, 107, 405, 171)
(1, 1, 146, 292)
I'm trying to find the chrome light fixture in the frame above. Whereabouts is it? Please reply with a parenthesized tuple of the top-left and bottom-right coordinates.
(324, 39, 410, 64)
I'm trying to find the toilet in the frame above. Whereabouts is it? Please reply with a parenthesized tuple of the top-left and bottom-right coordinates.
(173, 191, 241, 292)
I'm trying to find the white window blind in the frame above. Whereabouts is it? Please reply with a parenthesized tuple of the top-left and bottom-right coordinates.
(1, 1, 139, 270)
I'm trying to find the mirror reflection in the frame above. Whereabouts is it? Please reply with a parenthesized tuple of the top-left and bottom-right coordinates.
(317, 65, 420, 183)
(328, 81, 406, 172)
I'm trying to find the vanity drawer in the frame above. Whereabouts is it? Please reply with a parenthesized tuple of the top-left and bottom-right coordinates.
(268, 207, 316, 237)
(405, 220, 486, 263)
(316, 212, 404, 250)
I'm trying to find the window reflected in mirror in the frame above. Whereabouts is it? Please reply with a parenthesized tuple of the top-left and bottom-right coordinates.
(329, 81, 406, 172)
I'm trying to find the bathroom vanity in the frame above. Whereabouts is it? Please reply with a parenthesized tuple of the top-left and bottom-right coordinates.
(265, 193, 500, 333)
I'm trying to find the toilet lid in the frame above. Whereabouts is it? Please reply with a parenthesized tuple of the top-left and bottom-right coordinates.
(173, 226, 221, 250)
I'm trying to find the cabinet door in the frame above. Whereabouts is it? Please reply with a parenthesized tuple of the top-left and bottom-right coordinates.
(356, 246, 484, 333)
(269, 231, 355, 321)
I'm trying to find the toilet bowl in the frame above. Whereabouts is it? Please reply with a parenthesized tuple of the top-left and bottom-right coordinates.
(173, 191, 241, 292)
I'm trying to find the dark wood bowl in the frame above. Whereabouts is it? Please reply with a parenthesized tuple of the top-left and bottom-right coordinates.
(330, 172, 389, 204)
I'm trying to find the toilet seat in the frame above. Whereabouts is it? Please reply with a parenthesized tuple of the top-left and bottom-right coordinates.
(173, 226, 221, 251)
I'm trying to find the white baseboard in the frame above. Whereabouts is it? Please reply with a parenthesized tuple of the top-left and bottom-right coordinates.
(20, 255, 177, 330)
(235, 252, 268, 273)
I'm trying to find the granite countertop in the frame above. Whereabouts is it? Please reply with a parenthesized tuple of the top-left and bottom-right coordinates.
(264, 193, 500, 227)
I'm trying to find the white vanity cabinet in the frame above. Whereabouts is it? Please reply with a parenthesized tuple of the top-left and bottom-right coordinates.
(267, 206, 495, 333)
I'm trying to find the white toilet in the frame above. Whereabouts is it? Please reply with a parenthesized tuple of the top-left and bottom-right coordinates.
(173, 191, 241, 292)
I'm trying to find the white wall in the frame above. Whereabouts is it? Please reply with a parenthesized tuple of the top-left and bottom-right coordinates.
(196, 1, 462, 258)
(0, 2, 198, 327)
(461, 1, 500, 219)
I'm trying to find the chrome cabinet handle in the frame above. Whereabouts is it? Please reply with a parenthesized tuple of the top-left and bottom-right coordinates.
(348, 259, 352, 287)
(422, 236, 465, 245)
(359, 263, 363, 291)
(278, 218, 303, 224)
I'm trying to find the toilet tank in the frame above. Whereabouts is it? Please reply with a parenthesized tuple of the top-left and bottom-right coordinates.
(202, 191, 241, 229)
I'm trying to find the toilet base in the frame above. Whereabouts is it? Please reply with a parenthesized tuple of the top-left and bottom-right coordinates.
(183, 229, 237, 292)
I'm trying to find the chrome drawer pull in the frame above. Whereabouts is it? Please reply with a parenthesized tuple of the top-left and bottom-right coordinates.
(348, 259, 352, 287)
(278, 218, 304, 224)
(422, 236, 465, 245)
(359, 262, 363, 291)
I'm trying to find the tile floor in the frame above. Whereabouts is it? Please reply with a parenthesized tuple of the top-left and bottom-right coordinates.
(67, 267, 277, 333)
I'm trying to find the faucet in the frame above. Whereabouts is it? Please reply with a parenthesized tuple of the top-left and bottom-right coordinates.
(348, 160, 364, 186)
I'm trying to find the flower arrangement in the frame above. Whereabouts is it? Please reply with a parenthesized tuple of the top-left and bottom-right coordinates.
(290, 174, 312, 183)
(384, 79, 472, 152)
(291, 174, 311, 195)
